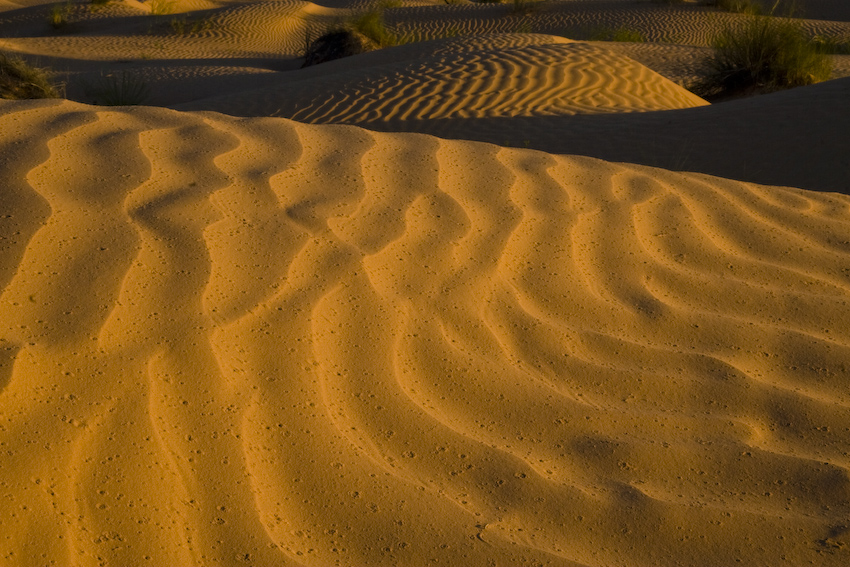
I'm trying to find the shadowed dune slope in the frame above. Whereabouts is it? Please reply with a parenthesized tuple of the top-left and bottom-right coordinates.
(3, 0, 850, 110)
(764, 0, 850, 21)
(258, 71, 846, 195)
(2, 98, 850, 567)
(178, 34, 709, 120)
(386, 1, 850, 46)
(180, 36, 848, 194)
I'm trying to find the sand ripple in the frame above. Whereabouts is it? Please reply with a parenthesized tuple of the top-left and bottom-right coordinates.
(1, 99, 849, 566)
(389, 2, 850, 47)
(182, 34, 708, 121)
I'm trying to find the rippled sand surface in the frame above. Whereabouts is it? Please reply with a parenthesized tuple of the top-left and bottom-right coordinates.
(2, 1, 850, 566)
(180, 34, 708, 121)
(2, 98, 850, 566)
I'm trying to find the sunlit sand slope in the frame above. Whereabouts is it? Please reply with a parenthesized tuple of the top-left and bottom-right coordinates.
(2, 99, 850, 567)
(181, 34, 708, 120)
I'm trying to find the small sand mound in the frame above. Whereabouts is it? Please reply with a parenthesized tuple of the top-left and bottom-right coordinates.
(182, 33, 708, 121)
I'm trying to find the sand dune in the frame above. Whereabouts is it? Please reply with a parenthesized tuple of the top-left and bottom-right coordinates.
(386, 2, 850, 47)
(3, 1, 850, 566)
(179, 34, 708, 121)
(3, 0, 850, 109)
(2, 98, 850, 566)
(0, 0, 850, 112)
(594, 40, 850, 90)
(302, 72, 848, 194)
(178, 36, 847, 194)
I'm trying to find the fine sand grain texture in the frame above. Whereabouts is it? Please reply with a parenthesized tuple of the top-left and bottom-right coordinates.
(2, 98, 850, 566)
(3, 0, 850, 566)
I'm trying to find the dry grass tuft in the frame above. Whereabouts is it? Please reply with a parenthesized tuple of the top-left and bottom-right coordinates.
(0, 53, 59, 99)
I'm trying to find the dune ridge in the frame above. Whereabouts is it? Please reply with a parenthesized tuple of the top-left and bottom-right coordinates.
(180, 34, 708, 123)
(269, 72, 847, 194)
(1, 98, 850, 566)
(387, 2, 850, 47)
(3, 0, 850, 119)
(7, 1, 848, 61)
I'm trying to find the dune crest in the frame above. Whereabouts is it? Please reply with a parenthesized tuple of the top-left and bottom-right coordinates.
(181, 34, 708, 121)
(1, 99, 849, 566)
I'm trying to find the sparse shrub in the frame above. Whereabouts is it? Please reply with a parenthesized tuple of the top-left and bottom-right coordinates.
(350, 9, 398, 47)
(811, 35, 850, 55)
(85, 72, 150, 105)
(148, 0, 176, 15)
(48, 2, 73, 30)
(302, 28, 379, 67)
(510, 0, 543, 16)
(169, 15, 211, 35)
(701, 14, 831, 96)
(610, 27, 645, 42)
(712, 0, 764, 15)
(0, 52, 59, 99)
(302, 5, 418, 66)
(302, 29, 379, 66)
(590, 26, 645, 42)
(170, 16, 186, 34)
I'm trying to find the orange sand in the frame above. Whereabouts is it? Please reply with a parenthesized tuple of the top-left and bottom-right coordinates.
(2, 1, 850, 566)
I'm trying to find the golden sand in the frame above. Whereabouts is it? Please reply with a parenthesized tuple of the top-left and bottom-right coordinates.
(1, 1, 850, 566)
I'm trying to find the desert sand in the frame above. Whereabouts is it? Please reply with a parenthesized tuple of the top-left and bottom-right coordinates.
(2, 1, 850, 566)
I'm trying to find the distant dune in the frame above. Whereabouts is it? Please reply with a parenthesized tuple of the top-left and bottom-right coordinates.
(2, 1, 850, 566)
(178, 34, 709, 120)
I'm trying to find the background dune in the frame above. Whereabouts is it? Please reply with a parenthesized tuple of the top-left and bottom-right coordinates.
(292, 73, 847, 194)
(177, 34, 709, 121)
(2, 98, 850, 566)
(2, 0, 850, 108)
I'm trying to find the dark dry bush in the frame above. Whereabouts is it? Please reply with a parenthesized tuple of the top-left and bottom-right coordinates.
(0, 53, 59, 99)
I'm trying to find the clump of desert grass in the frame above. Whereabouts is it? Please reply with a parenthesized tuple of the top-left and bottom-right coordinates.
(304, 2, 416, 65)
(712, 0, 765, 15)
(169, 15, 213, 36)
(509, 0, 545, 16)
(84, 72, 150, 106)
(590, 26, 645, 42)
(348, 9, 400, 47)
(699, 8, 831, 98)
(47, 2, 74, 30)
(303, 8, 401, 66)
(147, 0, 176, 15)
(811, 34, 850, 55)
(0, 52, 59, 99)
